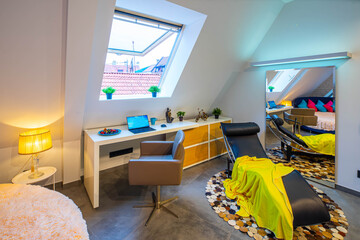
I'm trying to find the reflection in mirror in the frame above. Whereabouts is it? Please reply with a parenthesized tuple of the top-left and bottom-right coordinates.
(265, 66, 335, 188)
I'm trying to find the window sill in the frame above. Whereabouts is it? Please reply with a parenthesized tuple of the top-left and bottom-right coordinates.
(99, 94, 168, 101)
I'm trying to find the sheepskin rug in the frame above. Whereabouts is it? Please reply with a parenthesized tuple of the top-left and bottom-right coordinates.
(0, 184, 89, 240)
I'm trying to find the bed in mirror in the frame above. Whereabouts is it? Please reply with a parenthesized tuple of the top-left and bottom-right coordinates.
(265, 66, 336, 188)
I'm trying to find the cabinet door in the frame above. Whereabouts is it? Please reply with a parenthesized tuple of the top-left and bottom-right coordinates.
(183, 125, 208, 147)
(210, 120, 231, 140)
(210, 139, 227, 158)
(183, 143, 208, 167)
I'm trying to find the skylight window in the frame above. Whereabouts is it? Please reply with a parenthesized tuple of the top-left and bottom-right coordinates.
(267, 69, 301, 92)
(100, 10, 183, 99)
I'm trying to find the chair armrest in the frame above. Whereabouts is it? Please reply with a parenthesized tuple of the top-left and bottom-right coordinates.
(284, 112, 302, 125)
(140, 141, 173, 156)
(284, 114, 317, 126)
(128, 159, 182, 185)
(291, 108, 315, 116)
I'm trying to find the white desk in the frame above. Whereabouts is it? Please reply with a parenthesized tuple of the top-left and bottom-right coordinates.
(266, 106, 293, 114)
(84, 121, 199, 208)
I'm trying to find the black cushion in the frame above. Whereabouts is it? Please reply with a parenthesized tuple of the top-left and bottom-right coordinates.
(221, 122, 267, 159)
(271, 115, 285, 126)
(222, 121, 330, 228)
(271, 115, 308, 147)
(227, 135, 268, 159)
(283, 170, 330, 227)
(221, 122, 260, 136)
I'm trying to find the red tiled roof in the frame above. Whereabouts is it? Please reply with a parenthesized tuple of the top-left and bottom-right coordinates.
(100, 73, 162, 96)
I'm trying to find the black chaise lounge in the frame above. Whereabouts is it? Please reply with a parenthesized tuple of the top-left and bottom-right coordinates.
(221, 122, 330, 228)
(268, 114, 334, 160)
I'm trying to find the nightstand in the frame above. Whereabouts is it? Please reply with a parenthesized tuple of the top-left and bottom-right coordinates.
(12, 167, 57, 190)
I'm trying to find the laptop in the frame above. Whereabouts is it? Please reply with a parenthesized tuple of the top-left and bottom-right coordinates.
(268, 100, 285, 109)
(127, 115, 156, 134)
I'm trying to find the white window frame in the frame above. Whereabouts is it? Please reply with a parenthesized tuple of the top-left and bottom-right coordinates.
(95, 0, 207, 100)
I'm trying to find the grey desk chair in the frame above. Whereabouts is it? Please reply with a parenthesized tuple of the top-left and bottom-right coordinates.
(128, 130, 185, 226)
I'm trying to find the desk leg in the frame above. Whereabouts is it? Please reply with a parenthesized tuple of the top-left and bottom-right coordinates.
(84, 135, 100, 208)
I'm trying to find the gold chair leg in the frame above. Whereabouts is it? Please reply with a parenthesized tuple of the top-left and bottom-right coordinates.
(133, 185, 179, 226)
(160, 196, 178, 205)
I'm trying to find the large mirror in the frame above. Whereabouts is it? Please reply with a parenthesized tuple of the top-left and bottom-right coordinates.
(265, 66, 336, 188)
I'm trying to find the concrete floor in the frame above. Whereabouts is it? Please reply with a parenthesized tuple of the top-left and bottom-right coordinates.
(59, 157, 360, 240)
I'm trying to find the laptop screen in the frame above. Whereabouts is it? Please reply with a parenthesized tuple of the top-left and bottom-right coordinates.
(268, 101, 277, 109)
(127, 115, 150, 130)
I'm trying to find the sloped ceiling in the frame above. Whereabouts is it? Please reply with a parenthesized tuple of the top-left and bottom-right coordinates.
(62, 0, 286, 182)
(266, 67, 334, 103)
(80, 0, 285, 129)
(281, 67, 333, 101)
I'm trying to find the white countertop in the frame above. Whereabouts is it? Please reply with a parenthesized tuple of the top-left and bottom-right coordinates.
(266, 106, 293, 114)
(84, 116, 232, 145)
(12, 167, 57, 184)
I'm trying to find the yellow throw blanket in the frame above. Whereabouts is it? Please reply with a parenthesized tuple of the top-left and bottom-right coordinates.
(296, 133, 335, 156)
(223, 156, 294, 240)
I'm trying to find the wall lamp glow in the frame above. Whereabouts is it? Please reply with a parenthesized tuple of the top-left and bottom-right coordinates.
(251, 52, 352, 67)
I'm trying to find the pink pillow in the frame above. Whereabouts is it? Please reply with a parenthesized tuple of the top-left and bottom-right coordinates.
(324, 101, 333, 112)
(307, 99, 318, 111)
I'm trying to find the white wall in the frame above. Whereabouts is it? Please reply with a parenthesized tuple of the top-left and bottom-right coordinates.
(0, 0, 66, 183)
(216, 0, 360, 192)
(63, 0, 107, 184)
(0, 0, 284, 184)
(278, 67, 333, 102)
(82, 0, 285, 130)
(63, 0, 285, 182)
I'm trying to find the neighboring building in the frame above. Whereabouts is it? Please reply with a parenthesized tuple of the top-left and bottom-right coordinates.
(100, 73, 161, 96)
(136, 64, 156, 73)
(104, 64, 140, 73)
(152, 57, 169, 73)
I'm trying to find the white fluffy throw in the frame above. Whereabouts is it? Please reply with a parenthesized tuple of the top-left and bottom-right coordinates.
(0, 184, 89, 240)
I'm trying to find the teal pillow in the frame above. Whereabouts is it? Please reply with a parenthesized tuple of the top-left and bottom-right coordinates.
(297, 99, 308, 108)
(332, 101, 335, 112)
(316, 100, 327, 112)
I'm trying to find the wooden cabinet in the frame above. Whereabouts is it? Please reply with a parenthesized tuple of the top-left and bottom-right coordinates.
(210, 120, 231, 140)
(183, 125, 208, 147)
(174, 117, 231, 169)
(184, 143, 208, 167)
(210, 138, 227, 158)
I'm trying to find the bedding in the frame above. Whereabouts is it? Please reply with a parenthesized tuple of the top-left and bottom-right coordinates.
(307, 99, 318, 111)
(307, 112, 335, 132)
(223, 156, 294, 240)
(324, 100, 333, 112)
(297, 133, 335, 156)
(315, 100, 327, 112)
(0, 184, 89, 240)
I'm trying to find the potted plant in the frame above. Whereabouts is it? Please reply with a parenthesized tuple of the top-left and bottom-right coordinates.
(148, 86, 161, 97)
(268, 86, 275, 92)
(212, 107, 222, 119)
(102, 87, 116, 100)
(177, 111, 185, 121)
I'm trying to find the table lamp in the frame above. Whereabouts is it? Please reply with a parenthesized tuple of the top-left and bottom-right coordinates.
(18, 129, 52, 179)
(281, 100, 292, 107)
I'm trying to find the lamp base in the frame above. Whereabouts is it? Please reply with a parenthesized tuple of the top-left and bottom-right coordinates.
(28, 171, 44, 179)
